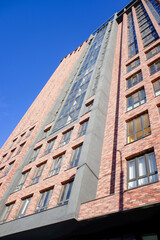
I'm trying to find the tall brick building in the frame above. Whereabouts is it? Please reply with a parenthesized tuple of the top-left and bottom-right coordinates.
(0, 0, 160, 239)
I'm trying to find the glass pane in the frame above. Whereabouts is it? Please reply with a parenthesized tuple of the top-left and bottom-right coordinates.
(128, 121, 134, 135)
(149, 173, 158, 183)
(66, 182, 73, 200)
(135, 117, 142, 132)
(143, 114, 150, 128)
(129, 161, 136, 179)
(144, 127, 151, 136)
(128, 180, 137, 189)
(138, 157, 146, 176)
(128, 135, 134, 143)
(148, 153, 157, 173)
(138, 177, 148, 186)
(142, 234, 158, 240)
(135, 130, 143, 139)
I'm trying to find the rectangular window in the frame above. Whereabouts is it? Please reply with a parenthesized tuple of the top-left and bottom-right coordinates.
(35, 189, 53, 212)
(59, 129, 73, 147)
(14, 170, 30, 191)
(149, 59, 160, 75)
(16, 142, 26, 155)
(31, 163, 45, 185)
(29, 146, 41, 163)
(127, 71, 143, 89)
(48, 154, 64, 177)
(4, 161, 14, 177)
(127, 58, 140, 73)
(44, 138, 55, 155)
(16, 197, 32, 218)
(146, 44, 160, 59)
(128, 151, 158, 189)
(58, 181, 73, 205)
(78, 120, 89, 137)
(69, 145, 82, 168)
(153, 79, 160, 96)
(26, 126, 35, 138)
(0, 203, 14, 223)
(127, 113, 151, 143)
(127, 88, 146, 111)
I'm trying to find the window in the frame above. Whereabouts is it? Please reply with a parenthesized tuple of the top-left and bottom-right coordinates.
(4, 161, 14, 177)
(85, 99, 94, 113)
(127, 11, 139, 59)
(145, 0, 160, 25)
(52, 27, 107, 133)
(14, 170, 30, 191)
(127, 58, 140, 73)
(78, 120, 89, 137)
(127, 71, 143, 89)
(153, 79, 160, 96)
(59, 129, 73, 147)
(0, 203, 14, 223)
(29, 146, 41, 163)
(69, 145, 82, 168)
(31, 163, 45, 184)
(26, 126, 35, 138)
(135, 3, 159, 47)
(127, 113, 151, 143)
(7, 148, 16, 161)
(16, 197, 32, 218)
(127, 88, 146, 111)
(17, 132, 26, 143)
(58, 181, 73, 205)
(128, 151, 158, 189)
(43, 138, 55, 155)
(146, 44, 160, 59)
(149, 59, 160, 75)
(48, 154, 64, 177)
(158, 106, 160, 114)
(35, 188, 53, 212)
(16, 142, 26, 155)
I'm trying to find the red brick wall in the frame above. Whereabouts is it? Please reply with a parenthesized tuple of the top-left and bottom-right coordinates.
(79, 3, 160, 220)
(0, 42, 86, 207)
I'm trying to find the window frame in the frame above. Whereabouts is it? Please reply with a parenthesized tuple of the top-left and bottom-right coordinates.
(35, 188, 53, 213)
(127, 151, 158, 189)
(58, 181, 73, 206)
(126, 88, 146, 111)
(127, 112, 151, 144)
(69, 145, 82, 168)
(15, 197, 32, 219)
(48, 154, 64, 177)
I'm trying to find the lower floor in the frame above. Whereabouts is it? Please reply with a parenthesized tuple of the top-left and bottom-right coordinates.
(0, 202, 160, 240)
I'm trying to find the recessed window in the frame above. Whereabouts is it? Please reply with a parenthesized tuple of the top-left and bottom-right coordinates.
(149, 59, 160, 75)
(26, 126, 35, 138)
(153, 78, 160, 96)
(127, 151, 158, 189)
(44, 138, 56, 155)
(29, 146, 41, 163)
(14, 170, 30, 192)
(127, 71, 143, 89)
(59, 129, 73, 147)
(127, 88, 146, 111)
(127, 58, 140, 73)
(69, 145, 82, 168)
(48, 154, 64, 177)
(4, 161, 14, 177)
(85, 100, 94, 112)
(146, 44, 160, 59)
(16, 197, 32, 218)
(127, 112, 151, 143)
(58, 181, 73, 205)
(78, 120, 89, 137)
(16, 142, 26, 155)
(0, 203, 14, 223)
(31, 163, 46, 185)
(35, 188, 53, 212)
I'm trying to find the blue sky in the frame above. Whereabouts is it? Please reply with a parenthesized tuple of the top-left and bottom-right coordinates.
(0, 0, 129, 148)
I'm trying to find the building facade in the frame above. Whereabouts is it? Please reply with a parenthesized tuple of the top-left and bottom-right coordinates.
(0, 0, 160, 239)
